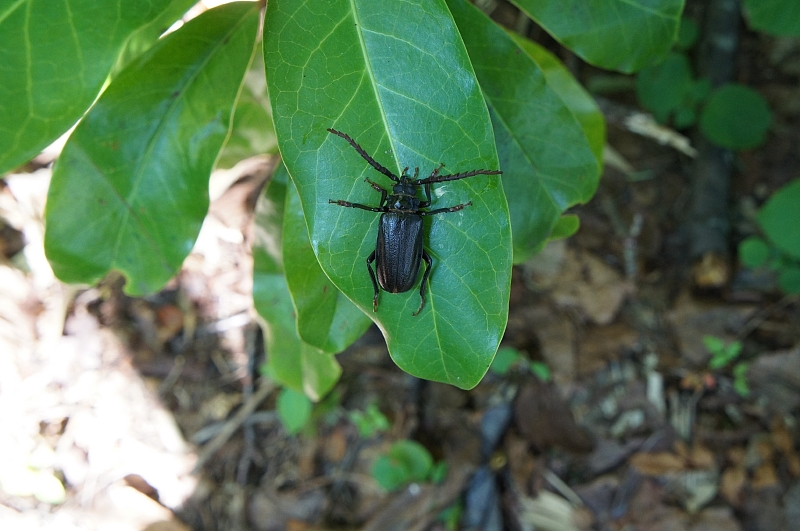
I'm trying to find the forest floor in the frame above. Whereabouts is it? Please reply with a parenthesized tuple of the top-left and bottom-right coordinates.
(2, 8, 800, 531)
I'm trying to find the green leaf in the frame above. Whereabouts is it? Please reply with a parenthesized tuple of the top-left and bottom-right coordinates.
(636, 52, 693, 123)
(757, 179, 800, 260)
(276, 387, 313, 435)
(549, 215, 581, 241)
(217, 49, 278, 169)
(264, 0, 511, 389)
(673, 106, 697, 129)
(699, 84, 772, 149)
(283, 177, 372, 353)
(253, 165, 342, 401)
(0, 0, 196, 174)
(349, 403, 390, 438)
(489, 346, 523, 375)
(739, 236, 771, 268)
(744, 0, 800, 36)
(44, 2, 260, 295)
(372, 439, 434, 491)
(530, 361, 552, 382)
(779, 266, 800, 294)
(447, 0, 601, 263)
(676, 17, 700, 49)
(733, 362, 750, 397)
(702, 335, 725, 355)
(511, 0, 685, 73)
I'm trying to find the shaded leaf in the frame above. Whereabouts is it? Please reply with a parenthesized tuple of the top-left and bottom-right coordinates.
(744, 0, 800, 36)
(511, 0, 685, 73)
(276, 387, 313, 435)
(264, 0, 511, 389)
(44, 2, 260, 294)
(636, 52, 693, 123)
(0, 0, 196, 174)
(757, 179, 800, 260)
(739, 236, 770, 268)
(253, 164, 342, 401)
(283, 177, 372, 353)
(217, 47, 278, 169)
(699, 84, 772, 149)
(447, 0, 601, 262)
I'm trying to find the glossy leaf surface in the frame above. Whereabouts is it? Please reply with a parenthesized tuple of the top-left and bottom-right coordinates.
(252, 165, 342, 400)
(0, 0, 196, 174)
(44, 2, 259, 295)
(265, 0, 511, 388)
(283, 178, 372, 353)
(448, 0, 602, 263)
(511, 0, 685, 73)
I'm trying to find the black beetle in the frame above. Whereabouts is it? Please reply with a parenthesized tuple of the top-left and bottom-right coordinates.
(327, 128, 502, 316)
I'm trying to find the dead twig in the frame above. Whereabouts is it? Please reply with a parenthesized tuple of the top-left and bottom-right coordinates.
(193, 379, 275, 473)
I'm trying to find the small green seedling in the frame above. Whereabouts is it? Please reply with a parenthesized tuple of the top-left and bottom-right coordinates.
(349, 403, 390, 438)
(371, 440, 445, 491)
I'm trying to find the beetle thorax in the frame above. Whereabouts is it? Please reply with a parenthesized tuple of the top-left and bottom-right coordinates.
(393, 181, 417, 196)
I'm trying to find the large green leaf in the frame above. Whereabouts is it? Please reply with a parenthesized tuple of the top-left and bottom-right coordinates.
(511, 0, 685, 73)
(252, 165, 342, 401)
(44, 2, 260, 295)
(448, 0, 602, 263)
(744, 0, 800, 36)
(264, 0, 511, 389)
(217, 46, 278, 169)
(283, 177, 372, 353)
(0, 0, 196, 174)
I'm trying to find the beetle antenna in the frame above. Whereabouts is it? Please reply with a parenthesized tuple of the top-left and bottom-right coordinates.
(418, 168, 502, 184)
(328, 128, 400, 182)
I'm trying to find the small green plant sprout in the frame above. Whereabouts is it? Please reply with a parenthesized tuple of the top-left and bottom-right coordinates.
(703, 336, 750, 397)
(489, 347, 552, 382)
(438, 501, 463, 531)
(733, 363, 750, 397)
(349, 403, 390, 439)
(489, 347, 525, 375)
(739, 179, 800, 295)
(371, 440, 446, 492)
(529, 361, 553, 382)
(703, 335, 743, 369)
(276, 387, 313, 436)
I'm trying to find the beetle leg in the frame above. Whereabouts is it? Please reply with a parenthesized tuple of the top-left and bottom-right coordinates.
(413, 250, 433, 316)
(419, 181, 433, 208)
(328, 199, 386, 213)
(420, 201, 473, 216)
(364, 177, 388, 206)
(418, 168, 501, 185)
(367, 250, 380, 312)
(328, 128, 400, 182)
(427, 163, 445, 180)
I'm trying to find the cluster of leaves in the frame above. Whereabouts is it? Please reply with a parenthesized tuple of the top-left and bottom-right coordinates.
(635, 14, 776, 150)
(739, 179, 800, 295)
(2, 0, 702, 397)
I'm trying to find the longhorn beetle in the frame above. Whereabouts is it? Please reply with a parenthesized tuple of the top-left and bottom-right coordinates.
(327, 128, 502, 316)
